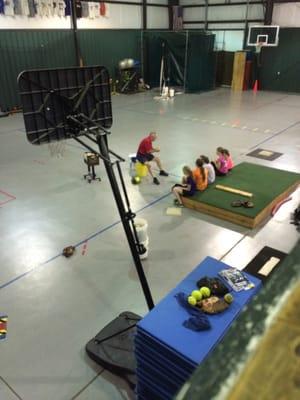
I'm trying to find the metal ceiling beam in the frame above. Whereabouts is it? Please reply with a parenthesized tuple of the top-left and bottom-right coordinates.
(264, 0, 274, 24)
(273, 0, 300, 2)
(182, 1, 265, 7)
(142, 0, 147, 29)
(184, 19, 264, 24)
(169, 0, 180, 30)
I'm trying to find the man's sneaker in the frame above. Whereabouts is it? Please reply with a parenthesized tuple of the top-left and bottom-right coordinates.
(177, 203, 184, 208)
(159, 170, 169, 177)
(153, 177, 160, 185)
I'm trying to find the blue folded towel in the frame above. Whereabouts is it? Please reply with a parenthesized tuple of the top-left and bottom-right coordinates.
(175, 292, 211, 331)
(183, 316, 211, 331)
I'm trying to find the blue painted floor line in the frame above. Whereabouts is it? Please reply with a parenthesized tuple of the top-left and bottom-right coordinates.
(0, 191, 172, 291)
(3, 115, 288, 292)
(248, 120, 300, 150)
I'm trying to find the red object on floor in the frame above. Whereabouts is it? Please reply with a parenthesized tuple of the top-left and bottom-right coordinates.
(82, 241, 88, 256)
(271, 196, 292, 216)
(253, 79, 259, 92)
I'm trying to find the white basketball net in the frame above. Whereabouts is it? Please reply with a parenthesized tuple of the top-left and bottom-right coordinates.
(48, 141, 66, 158)
(255, 42, 264, 54)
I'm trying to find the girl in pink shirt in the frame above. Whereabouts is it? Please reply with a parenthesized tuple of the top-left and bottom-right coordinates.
(211, 147, 228, 176)
(223, 148, 234, 171)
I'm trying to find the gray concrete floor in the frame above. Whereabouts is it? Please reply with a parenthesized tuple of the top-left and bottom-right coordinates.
(0, 88, 299, 400)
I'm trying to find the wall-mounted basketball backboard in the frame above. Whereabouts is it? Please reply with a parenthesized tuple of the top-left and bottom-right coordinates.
(247, 25, 280, 47)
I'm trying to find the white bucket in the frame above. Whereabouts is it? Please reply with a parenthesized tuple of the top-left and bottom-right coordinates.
(139, 238, 149, 260)
(169, 88, 175, 98)
(134, 218, 148, 243)
(129, 163, 136, 177)
(128, 153, 137, 177)
(162, 86, 169, 97)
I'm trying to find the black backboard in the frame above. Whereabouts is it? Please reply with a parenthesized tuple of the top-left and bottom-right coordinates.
(18, 66, 112, 145)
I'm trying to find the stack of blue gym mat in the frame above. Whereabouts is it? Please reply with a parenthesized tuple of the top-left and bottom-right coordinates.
(134, 256, 262, 400)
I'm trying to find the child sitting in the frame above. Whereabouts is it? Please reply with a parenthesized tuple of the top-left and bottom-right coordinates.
(193, 158, 208, 191)
(200, 155, 215, 184)
(172, 166, 196, 207)
(211, 147, 228, 176)
(223, 148, 234, 171)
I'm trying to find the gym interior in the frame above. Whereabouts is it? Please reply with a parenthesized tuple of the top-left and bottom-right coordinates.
(0, 2, 300, 400)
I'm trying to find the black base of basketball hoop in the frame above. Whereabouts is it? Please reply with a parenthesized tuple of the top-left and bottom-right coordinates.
(86, 311, 141, 389)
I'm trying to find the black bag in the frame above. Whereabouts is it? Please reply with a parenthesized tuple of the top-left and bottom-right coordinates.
(197, 276, 229, 296)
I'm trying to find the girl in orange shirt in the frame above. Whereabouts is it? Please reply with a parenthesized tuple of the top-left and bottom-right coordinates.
(193, 159, 208, 191)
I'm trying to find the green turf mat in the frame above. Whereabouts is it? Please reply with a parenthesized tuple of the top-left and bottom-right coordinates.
(191, 162, 300, 218)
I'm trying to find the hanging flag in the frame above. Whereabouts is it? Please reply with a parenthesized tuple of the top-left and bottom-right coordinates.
(173, 6, 183, 31)
(100, 2, 106, 16)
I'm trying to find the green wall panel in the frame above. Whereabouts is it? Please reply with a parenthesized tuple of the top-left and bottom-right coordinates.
(0, 29, 216, 109)
(78, 30, 141, 78)
(0, 29, 141, 111)
(143, 31, 187, 88)
(142, 30, 215, 92)
(260, 28, 300, 93)
(2, 27, 299, 110)
(0, 30, 76, 110)
(186, 32, 215, 92)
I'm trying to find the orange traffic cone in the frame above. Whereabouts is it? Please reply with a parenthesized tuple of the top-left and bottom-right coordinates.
(253, 79, 259, 92)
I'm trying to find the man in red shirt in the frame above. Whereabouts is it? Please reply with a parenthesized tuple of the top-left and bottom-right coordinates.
(136, 132, 168, 185)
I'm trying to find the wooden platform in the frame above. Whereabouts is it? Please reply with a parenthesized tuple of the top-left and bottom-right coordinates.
(182, 181, 299, 229)
(182, 163, 300, 228)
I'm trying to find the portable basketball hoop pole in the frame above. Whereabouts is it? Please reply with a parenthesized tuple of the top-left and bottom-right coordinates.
(70, 119, 155, 311)
(18, 66, 154, 310)
(66, 114, 155, 387)
(18, 66, 155, 386)
(247, 25, 280, 91)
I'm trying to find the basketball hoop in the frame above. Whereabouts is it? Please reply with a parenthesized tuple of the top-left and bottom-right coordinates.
(255, 41, 264, 54)
(48, 141, 66, 158)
